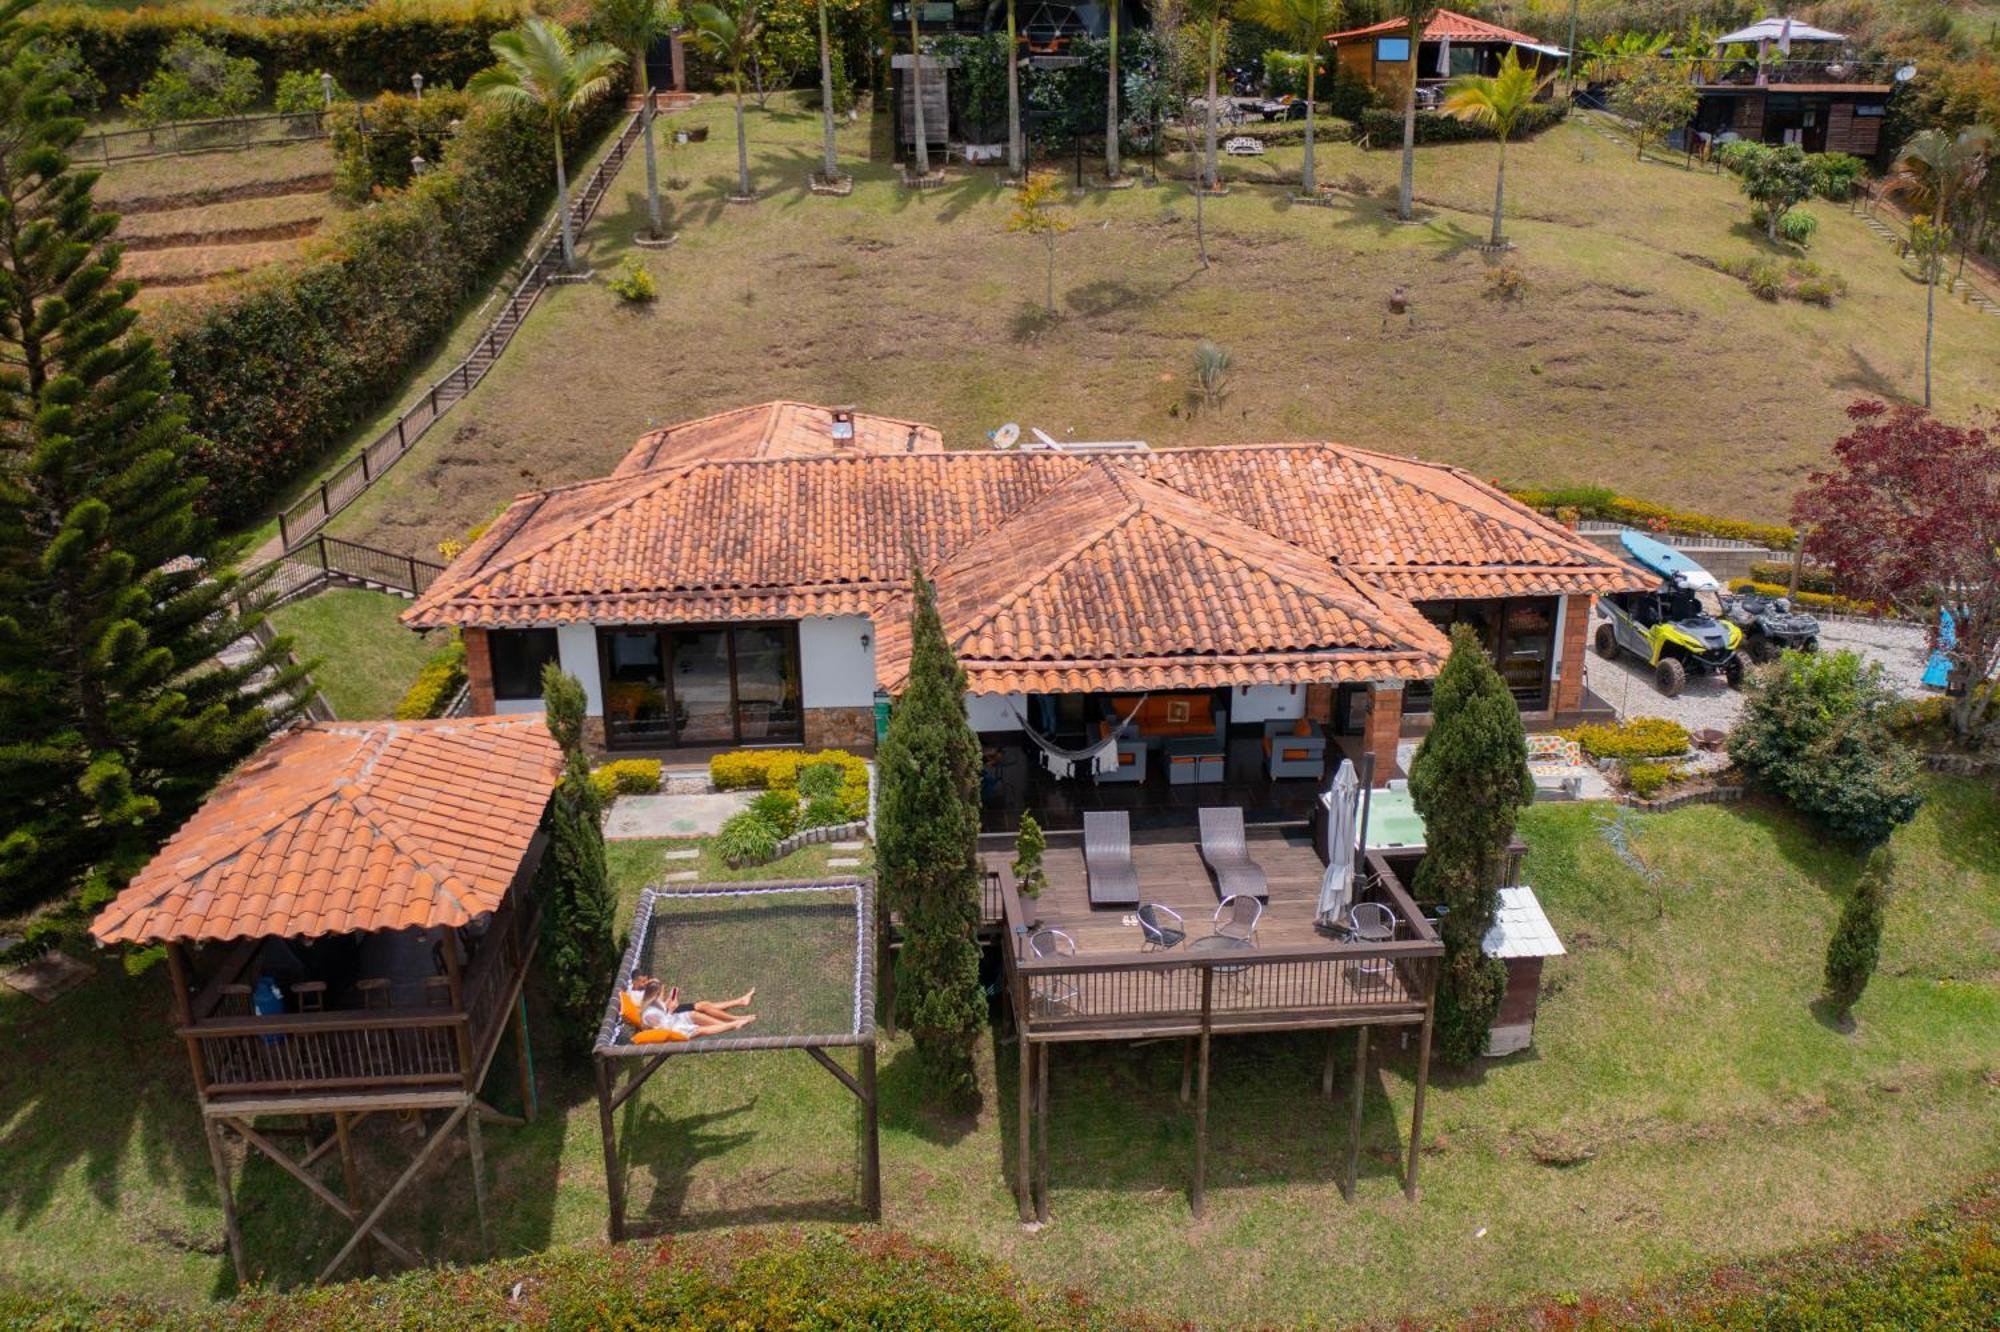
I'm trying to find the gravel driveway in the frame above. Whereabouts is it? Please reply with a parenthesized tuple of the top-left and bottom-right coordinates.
(1583, 611, 1932, 729)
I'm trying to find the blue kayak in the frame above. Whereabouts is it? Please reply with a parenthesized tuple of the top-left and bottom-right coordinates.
(1620, 529, 1720, 590)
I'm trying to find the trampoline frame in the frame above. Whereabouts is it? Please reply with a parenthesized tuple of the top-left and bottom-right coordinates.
(592, 877, 880, 1236)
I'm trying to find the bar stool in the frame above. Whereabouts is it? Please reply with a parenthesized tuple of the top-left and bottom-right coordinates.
(218, 984, 253, 1016)
(422, 976, 453, 1009)
(291, 980, 327, 1014)
(356, 978, 392, 1009)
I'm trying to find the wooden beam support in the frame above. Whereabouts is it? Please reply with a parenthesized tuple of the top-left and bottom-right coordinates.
(202, 1118, 247, 1286)
(1406, 994, 1435, 1203)
(1344, 1026, 1368, 1203)
(303, 1111, 372, 1170)
(166, 942, 210, 1098)
(1015, 1035, 1034, 1223)
(317, 1102, 469, 1283)
(513, 994, 538, 1122)
(441, 929, 474, 1088)
(595, 1057, 627, 1243)
(1322, 1028, 1338, 1099)
(225, 1116, 419, 1269)
(1034, 1040, 1050, 1225)
(334, 1112, 374, 1273)
(607, 1051, 673, 1114)
(1181, 1036, 1193, 1103)
(467, 1106, 492, 1258)
(806, 1045, 867, 1101)
(859, 1041, 881, 1222)
(1191, 967, 1213, 1219)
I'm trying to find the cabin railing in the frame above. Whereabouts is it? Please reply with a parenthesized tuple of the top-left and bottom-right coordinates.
(182, 1008, 469, 1095)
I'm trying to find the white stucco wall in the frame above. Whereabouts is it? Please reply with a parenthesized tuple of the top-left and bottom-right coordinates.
(799, 614, 876, 708)
(1231, 683, 1307, 723)
(557, 624, 604, 716)
(965, 692, 1027, 732)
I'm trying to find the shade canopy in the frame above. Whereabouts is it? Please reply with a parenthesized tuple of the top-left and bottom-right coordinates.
(1715, 18, 1846, 44)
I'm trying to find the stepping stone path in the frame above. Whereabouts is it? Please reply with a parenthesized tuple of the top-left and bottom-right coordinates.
(664, 870, 699, 883)
(828, 857, 862, 868)
(832, 841, 866, 850)
(662, 849, 700, 861)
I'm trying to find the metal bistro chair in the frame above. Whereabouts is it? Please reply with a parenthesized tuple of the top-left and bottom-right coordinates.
(1137, 903, 1186, 952)
(1027, 928, 1081, 1018)
(1211, 893, 1263, 944)
(1344, 901, 1398, 998)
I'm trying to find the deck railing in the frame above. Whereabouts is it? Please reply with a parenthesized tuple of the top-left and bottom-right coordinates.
(257, 533, 448, 604)
(185, 1008, 469, 1095)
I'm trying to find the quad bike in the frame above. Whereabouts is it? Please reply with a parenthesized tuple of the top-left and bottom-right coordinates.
(1722, 589, 1820, 663)
(1597, 531, 1748, 698)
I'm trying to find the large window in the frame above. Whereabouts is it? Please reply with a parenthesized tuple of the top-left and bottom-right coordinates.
(489, 628, 560, 700)
(1406, 597, 1558, 712)
(598, 623, 801, 748)
(1375, 36, 1410, 62)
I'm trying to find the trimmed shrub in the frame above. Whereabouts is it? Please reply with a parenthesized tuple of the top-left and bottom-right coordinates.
(710, 748, 867, 792)
(1824, 849, 1890, 1020)
(801, 794, 848, 829)
(1747, 560, 1834, 594)
(715, 809, 781, 866)
(587, 757, 661, 805)
(1729, 578, 1882, 617)
(1357, 97, 1567, 147)
(1561, 716, 1690, 761)
(1623, 759, 1682, 798)
(168, 87, 622, 524)
(329, 86, 470, 197)
(392, 636, 465, 719)
(1503, 484, 1797, 549)
(1012, 812, 1047, 898)
(1809, 150, 1867, 200)
(749, 788, 801, 837)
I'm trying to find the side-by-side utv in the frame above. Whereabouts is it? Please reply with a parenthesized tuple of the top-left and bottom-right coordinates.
(1595, 531, 1746, 698)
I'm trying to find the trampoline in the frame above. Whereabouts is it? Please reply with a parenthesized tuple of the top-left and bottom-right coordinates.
(592, 878, 879, 1237)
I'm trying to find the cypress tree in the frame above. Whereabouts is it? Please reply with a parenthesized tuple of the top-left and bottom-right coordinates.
(0, 2, 306, 916)
(1823, 848, 1890, 1024)
(536, 662, 615, 1058)
(1407, 624, 1535, 1064)
(876, 568, 985, 1105)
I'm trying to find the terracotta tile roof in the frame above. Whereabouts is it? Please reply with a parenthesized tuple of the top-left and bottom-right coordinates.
(90, 718, 562, 946)
(611, 401, 944, 477)
(873, 464, 1450, 694)
(1327, 7, 1545, 45)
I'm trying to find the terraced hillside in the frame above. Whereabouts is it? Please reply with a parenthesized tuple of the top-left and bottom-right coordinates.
(97, 140, 340, 311)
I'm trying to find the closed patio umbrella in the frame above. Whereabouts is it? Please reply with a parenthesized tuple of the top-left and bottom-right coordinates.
(1317, 758, 1361, 930)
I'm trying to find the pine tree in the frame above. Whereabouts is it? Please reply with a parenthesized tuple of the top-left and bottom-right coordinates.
(0, 4, 306, 916)
(876, 568, 984, 1105)
(1824, 849, 1890, 1024)
(1408, 624, 1536, 1064)
(536, 662, 615, 1058)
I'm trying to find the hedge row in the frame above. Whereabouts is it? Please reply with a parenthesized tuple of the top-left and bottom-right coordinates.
(1357, 96, 1569, 146)
(41, 3, 522, 99)
(588, 757, 662, 804)
(391, 636, 464, 719)
(164, 89, 622, 526)
(1504, 483, 1798, 549)
(1730, 578, 1884, 618)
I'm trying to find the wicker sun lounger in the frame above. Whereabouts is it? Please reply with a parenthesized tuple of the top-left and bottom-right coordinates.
(1083, 811, 1141, 907)
(1198, 807, 1269, 901)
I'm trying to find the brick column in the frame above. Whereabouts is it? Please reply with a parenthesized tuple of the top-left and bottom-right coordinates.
(1553, 594, 1593, 716)
(461, 627, 495, 715)
(1364, 680, 1404, 778)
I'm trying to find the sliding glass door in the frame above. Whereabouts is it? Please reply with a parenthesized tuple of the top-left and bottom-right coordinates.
(599, 623, 801, 749)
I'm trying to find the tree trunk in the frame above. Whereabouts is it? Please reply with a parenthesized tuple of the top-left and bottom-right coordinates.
(554, 122, 576, 270)
(1767, 204, 1780, 243)
(1490, 134, 1506, 245)
(734, 84, 751, 196)
(1196, 177, 1209, 268)
(816, 0, 840, 182)
(1397, 16, 1418, 220)
(1007, 0, 1022, 178)
(1204, 22, 1219, 190)
(1301, 55, 1316, 196)
(631, 44, 648, 96)
(642, 94, 663, 237)
(1105, 1, 1120, 180)
(909, 13, 931, 177)
(1923, 243, 1937, 409)
(1045, 234, 1056, 311)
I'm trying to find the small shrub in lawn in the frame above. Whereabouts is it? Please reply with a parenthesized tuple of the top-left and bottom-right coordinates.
(1561, 716, 1689, 761)
(1622, 760, 1682, 799)
(749, 788, 800, 837)
(1192, 339, 1231, 410)
(1824, 848, 1890, 1021)
(801, 794, 848, 829)
(1717, 254, 1846, 306)
(608, 257, 657, 303)
(710, 748, 867, 791)
(715, 810, 781, 866)
(1484, 265, 1527, 301)
(1808, 151, 1867, 200)
(797, 761, 845, 800)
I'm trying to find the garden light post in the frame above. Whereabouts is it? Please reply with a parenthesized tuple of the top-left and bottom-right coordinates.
(413, 72, 425, 101)
(321, 71, 333, 108)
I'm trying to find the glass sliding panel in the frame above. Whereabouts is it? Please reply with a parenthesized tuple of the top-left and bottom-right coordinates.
(601, 631, 671, 746)
(1497, 598, 1556, 707)
(671, 629, 735, 744)
(733, 625, 801, 740)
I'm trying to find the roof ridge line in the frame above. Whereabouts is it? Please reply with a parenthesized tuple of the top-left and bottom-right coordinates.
(443, 463, 705, 601)
(936, 465, 1143, 639)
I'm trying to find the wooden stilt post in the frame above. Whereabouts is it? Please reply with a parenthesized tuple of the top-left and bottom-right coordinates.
(860, 1041, 881, 1222)
(334, 1112, 372, 1272)
(513, 995, 537, 1122)
(317, 1104, 469, 1283)
(595, 1057, 627, 1242)
(1034, 1041, 1050, 1224)
(1015, 1033, 1035, 1222)
(1322, 1028, 1338, 1099)
(467, 1105, 492, 1257)
(442, 929, 474, 1085)
(1192, 966, 1214, 1218)
(1181, 1035, 1193, 1103)
(1406, 997, 1435, 1203)
(203, 1119, 248, 1286)
(1345, 1025, 1368, 1202)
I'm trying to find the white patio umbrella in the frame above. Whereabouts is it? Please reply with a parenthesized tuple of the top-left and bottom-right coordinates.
(1317, 758, 1361, 929)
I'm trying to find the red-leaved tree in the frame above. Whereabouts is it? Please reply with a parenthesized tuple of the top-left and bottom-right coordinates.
(1794, 401, 2000, 742)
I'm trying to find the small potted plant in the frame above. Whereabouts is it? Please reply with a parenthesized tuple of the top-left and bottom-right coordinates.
(1012, 813, 1048, 920)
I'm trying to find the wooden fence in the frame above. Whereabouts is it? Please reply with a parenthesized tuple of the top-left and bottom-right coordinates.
(88, 109, 333, 165)
(259, 532, 447, 604)
(276, 105, 650, 551)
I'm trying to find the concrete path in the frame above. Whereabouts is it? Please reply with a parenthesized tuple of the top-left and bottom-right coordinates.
(604, 790, 753, 840)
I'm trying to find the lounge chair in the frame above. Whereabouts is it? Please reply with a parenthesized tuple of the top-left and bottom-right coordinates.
(1082, 811, 1140, 907)
(1137, 903, 1186, 951)
(1198, 807, 1269, 901)
(1211, 893, 1263, 943)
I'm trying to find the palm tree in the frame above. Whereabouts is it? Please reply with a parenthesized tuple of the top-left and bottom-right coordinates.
(1393, 0, 1426, 221)
(689, 0, 764, 198)
(1006, 0, 1022, 177)
(591, 0, 674, 97)
(1186, 0, 1229, 191)
(1245, 0, 1342, 197)
(813, 0, 843, 184)
(1105, 0, 1122, 179)
(906, 0, 931, 178)
(1888, 125, 1995, 408)
(1441, 48, 1551, 246)
(470, 18, 624, 271)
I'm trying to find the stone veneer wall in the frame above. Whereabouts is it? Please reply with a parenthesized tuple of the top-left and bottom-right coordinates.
(805, 705, 875, 752)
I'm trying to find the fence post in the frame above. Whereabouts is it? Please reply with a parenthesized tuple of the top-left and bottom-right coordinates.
(360, 449, 372, 483)
(318, 479, 331, 521)
(278, 511, 291, 551)
(397, 416, 407, 451)
(430, 385, 439, 415)
(316, 535, 329, 573)
(408, 555, 419, 590)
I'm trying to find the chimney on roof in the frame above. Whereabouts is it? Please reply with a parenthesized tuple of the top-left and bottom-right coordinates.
(904, 425, 919, 452)
(830, 406, 856, 443)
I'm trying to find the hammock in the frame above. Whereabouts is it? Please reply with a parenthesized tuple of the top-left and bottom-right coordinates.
(1013, 695, 1150, 781)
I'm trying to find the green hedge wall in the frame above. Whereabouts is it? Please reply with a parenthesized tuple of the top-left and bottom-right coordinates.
(1357, 96, 1569, 146)
(41, 4, 522, 99)
(1503, 483, 1798, 549)
(165, 90, 623, 526)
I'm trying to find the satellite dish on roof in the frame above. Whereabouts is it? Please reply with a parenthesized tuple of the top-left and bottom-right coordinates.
(1895, 63, 1917, 82)
(990, 422, 1021, 450)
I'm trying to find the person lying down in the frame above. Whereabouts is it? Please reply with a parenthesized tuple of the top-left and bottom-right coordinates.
(619, 975, 757, 1041)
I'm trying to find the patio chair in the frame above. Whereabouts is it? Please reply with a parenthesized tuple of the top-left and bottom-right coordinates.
(1211, 893, 1263, 943)
(1083, 811, 1141, 907)
(1344, 901, 1398, 995)
(1262, 718, 1327, 780)
(1027, 928, 1081, 1017)
(1137, 903, 1186, 952)
(1198, 807, 1269, 901)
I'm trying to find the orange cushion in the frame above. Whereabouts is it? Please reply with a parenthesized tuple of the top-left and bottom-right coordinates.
(1293, 718, 1312, 736)
(633, 1027, 690, 1044)
(1281, 747, 1312, 762)
(618, 991, 644, 1027)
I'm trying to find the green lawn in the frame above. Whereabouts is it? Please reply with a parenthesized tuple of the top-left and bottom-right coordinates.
(266, 587, 444, 719)
(322, 93, 2000, 560)
(3, 784, 1995, 1324)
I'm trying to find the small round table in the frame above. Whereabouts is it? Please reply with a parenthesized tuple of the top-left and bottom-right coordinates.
(1190, 933, 1255, 998)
